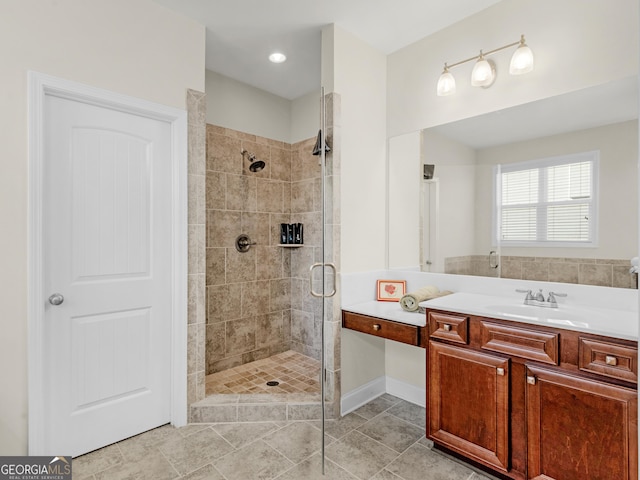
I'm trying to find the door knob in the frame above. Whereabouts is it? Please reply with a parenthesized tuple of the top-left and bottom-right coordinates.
(48, 293, 64, 306)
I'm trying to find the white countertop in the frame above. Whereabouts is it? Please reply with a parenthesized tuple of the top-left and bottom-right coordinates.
(342, 301, 427, 327)
(342, 293, 638, 341)
(422, 292, 638, 341)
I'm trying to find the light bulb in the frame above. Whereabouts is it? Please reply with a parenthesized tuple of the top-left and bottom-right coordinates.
(268, 52, 287, 63)
(509, 37, 534, 75)
(437, 66, 456, 96)
(471, 53, 496, 87)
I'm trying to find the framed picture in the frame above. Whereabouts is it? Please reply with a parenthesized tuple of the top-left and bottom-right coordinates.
(376, 279, 406, 302)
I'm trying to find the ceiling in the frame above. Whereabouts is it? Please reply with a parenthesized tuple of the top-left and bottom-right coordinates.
(152, 0, 503, 100)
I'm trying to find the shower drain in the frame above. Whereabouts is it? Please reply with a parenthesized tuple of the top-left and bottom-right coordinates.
(266, 381, 280, 387)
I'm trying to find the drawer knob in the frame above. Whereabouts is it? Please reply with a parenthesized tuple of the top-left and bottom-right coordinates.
(527, 376, 537, 385)
(373, 324, 381, 331)
(443, 324, 452, 332)
(605, 355, 618, 366)
(496, 368, 505, 376)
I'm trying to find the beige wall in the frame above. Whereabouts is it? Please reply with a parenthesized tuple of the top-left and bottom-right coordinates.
(0, 0, 205, 455)
(387, 0, 639, 137)
(205, 70, 319, 145)
(330, 25, 388, 274)
(388, 132, 422, 269)
(321, 25, 389, 393)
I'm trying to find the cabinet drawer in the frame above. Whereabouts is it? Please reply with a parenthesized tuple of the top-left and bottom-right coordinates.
(579, 337, 638, 384)
(480, 321, 558, 365)
(342, 311, 419, 345)
(428, 312, 468, 344)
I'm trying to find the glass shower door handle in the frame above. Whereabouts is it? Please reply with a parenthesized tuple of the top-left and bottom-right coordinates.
(309, 262, 336, 298)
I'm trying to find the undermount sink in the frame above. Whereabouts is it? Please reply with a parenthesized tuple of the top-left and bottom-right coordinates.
(483, 303, 591, 327)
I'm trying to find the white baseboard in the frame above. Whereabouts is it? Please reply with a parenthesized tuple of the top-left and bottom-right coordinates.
(341, 376, 425, 415)
(385, 377, 426, 407)
(340, 376, 386, 415)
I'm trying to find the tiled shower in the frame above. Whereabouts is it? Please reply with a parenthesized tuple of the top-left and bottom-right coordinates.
(204, 103, 340, 406)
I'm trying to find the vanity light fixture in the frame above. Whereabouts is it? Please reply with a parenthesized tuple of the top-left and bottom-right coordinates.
(436, 64, 456, 96)
(470, 51, 496, 87)
(437, 34, 534, 96)
(268, 52, 287, 63)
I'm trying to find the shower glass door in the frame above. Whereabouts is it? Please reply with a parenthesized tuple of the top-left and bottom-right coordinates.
(309, 88, 337, 475)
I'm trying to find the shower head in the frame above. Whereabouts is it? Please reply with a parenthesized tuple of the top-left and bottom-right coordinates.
(241, 149, 266, 173)
(249, 160, 265, 172)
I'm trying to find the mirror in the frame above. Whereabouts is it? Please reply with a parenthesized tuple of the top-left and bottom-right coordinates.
(389, 76, 639, 289)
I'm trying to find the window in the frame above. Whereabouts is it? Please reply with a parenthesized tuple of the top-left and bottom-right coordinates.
(494, 151, 598, 247)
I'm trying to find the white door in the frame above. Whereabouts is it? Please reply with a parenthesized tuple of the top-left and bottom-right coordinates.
(42, 94, 173, 457)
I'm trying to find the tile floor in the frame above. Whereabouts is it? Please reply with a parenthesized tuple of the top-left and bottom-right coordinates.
(205, 351, 321, 396)
(74, 394, 498, 480)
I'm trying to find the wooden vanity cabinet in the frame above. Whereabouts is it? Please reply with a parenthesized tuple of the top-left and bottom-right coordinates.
(342, 311, 420, 346)
(428, 341, 510, 473)
(526, 365, 638, 480)
(425, 308, 638, 480)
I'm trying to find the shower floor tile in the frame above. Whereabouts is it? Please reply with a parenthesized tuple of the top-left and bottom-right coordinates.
(205, 350, 321, 396)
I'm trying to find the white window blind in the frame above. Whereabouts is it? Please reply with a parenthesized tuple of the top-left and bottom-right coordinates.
(495, 151, 598, 246)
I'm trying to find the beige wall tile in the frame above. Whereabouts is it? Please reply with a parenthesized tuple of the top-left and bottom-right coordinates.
(188, 225, 206, 275)
(291, 310, 315, 347)
(225, 318, 257, 355)
(291, 180, 315, 213)
(271, 147, 292, 182)
(207, 210, 242, 248)
(227, 249, 257, 283)
(548, 262, 579, 284)
(206, 247, 226, 286)
(241, 280, 270, 317)
(207, 132, 242, 174)
(256, 246, 284, 281)
(257, 180, 285, 213)
(521, 261, 549, 282)
(256, 313, 284, 349)
(188, 174, 206, 225)
(241, 212, 271, 245)
(210, 355, 243, 374)
(187, 90, 206, 177)
(226, 174, 256, 212)
(206, 172, 226, 210)
(207, 284, 242, 323)
(242, 347, 272, 364)
(206, 323, 226, 371)
(580, 264, 613, 286)
(270, 278, 291, 312)
(613, 266, 636, 288)
(188, 274, 206, 325)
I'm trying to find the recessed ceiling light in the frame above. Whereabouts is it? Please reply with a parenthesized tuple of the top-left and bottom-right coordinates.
(269, 52, 287, 64)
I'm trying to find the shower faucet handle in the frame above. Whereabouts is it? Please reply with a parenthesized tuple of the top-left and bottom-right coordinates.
(235, 234, 256, 252)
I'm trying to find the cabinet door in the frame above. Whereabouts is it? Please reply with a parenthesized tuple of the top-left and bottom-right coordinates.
(428, 341, 510, 473)
(526, 365, 638, 480)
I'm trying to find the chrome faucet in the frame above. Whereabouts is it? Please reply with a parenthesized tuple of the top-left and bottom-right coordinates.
(516, 288, 567, 308)
(547, 291, 567, 308)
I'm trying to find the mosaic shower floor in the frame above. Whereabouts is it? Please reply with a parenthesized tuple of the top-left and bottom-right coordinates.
(205, 351, 321, 396)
